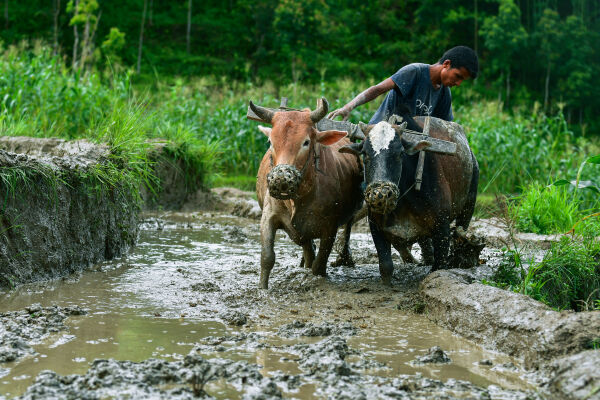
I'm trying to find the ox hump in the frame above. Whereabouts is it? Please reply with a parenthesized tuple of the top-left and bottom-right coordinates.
(369, 121, 396, 155)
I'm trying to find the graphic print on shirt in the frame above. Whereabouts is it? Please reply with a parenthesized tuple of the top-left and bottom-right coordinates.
(416, 99, 432, 116)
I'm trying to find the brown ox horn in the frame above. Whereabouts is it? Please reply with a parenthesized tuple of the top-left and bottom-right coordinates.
(310, 97, 329, 123)
(249, 101, 275, 124)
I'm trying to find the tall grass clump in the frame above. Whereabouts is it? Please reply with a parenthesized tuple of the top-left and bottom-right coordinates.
(510, 155, 600, 235)
(487, 235, 600, 311)
(510, 183, 580, 234)
(0, 42, 220, 194)
(456, 101, 598, 194)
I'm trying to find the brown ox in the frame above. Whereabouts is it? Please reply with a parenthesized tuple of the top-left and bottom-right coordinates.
(250, 98, 363, 289)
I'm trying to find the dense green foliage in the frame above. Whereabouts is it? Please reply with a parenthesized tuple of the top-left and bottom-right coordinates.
(486, 156, 600, 311)
(1, 0, 599, 129)
(486, 235, 600, 311)
(1, 44, 598, 196)
(509, 155, 600, 235)
(0, 43, 219, 193)
(511, 183, 580, 234)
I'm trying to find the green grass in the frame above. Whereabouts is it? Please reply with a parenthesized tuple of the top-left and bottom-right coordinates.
(510, 182, 581, 234)
(212, 175, 257, 192)
(485, 235, 600, 311)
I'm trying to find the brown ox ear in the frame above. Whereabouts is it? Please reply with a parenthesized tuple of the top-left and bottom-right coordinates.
(403, 139, 431, 155)
(316, 130, 347, 146)
(257, 125, 272, 138)
(339, 142, 363, 156)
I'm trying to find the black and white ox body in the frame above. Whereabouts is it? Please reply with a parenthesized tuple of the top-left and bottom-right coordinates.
(340, 113, 479, 285)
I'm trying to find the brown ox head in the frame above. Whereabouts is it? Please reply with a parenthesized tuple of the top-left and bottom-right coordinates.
(250, 98, 347, 200)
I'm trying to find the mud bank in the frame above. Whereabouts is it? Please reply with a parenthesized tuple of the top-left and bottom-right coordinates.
(420, 270, 600, 399)
(0, 137, 139, 289)
(0, 304, 86, 365)
(12, 335, 542, 400)
(140, 142, 211, 211)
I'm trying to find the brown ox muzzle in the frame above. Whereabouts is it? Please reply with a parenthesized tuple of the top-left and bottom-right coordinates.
(267, 164, 302, 200)
(364, 181, 400, 215)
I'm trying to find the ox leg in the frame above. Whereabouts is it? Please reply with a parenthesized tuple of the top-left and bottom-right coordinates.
(418, 238, 435, 265)
(431, 221, 450, 272)
(312, 232, 336, 277)
(369, 219, 394, 286)
(259, 215, 276, 289)
(391, 239, 417, 265)
(300, 240, 315, 269)
(456, 157, 479, 231)
(331, 220, 355, 268)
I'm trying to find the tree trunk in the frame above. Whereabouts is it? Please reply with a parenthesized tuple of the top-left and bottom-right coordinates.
(506, 67, 511, 109)
(474, 0, 478, 55)
(72, 0, 80, 70)
(497, 71, 503, 107)
(186, 0, 192, 54)
(53, 0, 61, 56)
(544, 60, 550, 111)
(137, 0, 148, 74)
(80, 15, 90, 71)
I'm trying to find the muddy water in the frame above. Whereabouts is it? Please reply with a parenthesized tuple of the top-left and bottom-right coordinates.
(0, 212, 537, 398)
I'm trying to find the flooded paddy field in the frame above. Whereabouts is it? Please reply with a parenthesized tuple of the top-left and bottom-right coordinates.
(0, 211, 543, 399)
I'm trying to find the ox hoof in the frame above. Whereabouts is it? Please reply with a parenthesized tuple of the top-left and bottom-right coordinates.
(330, 255, 355, 268)
(381, 276, 392, 286)
(259, 279, 269, 289)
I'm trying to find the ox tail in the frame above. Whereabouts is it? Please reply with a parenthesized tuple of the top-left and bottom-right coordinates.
(455, 150, 479, 230)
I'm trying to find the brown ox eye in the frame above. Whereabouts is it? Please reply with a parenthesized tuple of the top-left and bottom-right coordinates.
(303, 140, 310, 147)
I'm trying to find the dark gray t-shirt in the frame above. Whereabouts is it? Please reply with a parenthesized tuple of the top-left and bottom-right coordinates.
(369, 63, 453, 124)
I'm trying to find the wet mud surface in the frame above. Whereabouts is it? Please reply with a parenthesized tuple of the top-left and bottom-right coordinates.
(0, 211, 551, 399)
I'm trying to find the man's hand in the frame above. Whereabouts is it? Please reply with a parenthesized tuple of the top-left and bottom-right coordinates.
(327, 106, 351, 121)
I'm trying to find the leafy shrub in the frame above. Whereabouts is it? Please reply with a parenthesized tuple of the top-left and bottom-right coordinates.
(487, 236, 600, 311)
(510, 182, 580, 234)
(531, 236, 600, 310)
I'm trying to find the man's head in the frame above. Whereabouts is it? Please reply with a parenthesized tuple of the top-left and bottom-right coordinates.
(438, 46, 479, 87)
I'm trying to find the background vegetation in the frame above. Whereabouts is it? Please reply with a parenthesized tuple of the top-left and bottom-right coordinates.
(1, 0, 598, 129)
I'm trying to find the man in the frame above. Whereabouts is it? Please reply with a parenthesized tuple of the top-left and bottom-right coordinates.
(327, 46, 479, 123)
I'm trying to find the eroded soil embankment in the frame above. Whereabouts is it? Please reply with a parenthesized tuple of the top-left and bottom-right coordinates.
(420, 270, 600, 399)
(0, 142, 139, 289)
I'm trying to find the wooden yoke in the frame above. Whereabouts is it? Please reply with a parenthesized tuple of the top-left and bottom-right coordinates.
(246, 98, 457, 156)
(415, 116, 431, 191)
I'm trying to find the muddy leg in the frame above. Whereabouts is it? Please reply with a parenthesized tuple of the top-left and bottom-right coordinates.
(369, 218, 393, 285)
(300, 240, 315, 269)
(331, 221, 355, 268)
(431, 221, 450, 272)
(456, 152, 479, 230)
(259, 213, 276, 289)
(391, 239, 417, 264)
(418, 238, 435, 265)
(311, 232, 336, 276)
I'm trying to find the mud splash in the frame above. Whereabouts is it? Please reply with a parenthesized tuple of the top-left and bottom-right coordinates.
(0, 211, 542, 399)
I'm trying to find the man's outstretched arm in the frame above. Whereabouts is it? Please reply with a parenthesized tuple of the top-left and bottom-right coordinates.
(327, 78, 396, 121)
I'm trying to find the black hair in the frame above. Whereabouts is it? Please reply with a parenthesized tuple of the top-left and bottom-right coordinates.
(438, 46, 479, 79)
